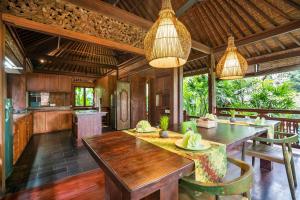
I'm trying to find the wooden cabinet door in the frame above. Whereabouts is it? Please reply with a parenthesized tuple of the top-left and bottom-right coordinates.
(13, 123, 19, 164)
(45, 74, 59, 92)
(45, 111, 60, 132)
(59, 75, 72, 93)
(27, 74, 46, 92)
(33, 112, 46, 134)
(19, 118, 27, 154)
(60, 111, 72, 130)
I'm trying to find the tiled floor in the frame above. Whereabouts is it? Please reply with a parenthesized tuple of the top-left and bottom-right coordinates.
(6, 131, 100, 192)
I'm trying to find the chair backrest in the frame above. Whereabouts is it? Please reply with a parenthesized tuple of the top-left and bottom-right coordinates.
(181, 157, 253, 196)
(181, 121, 198, 134)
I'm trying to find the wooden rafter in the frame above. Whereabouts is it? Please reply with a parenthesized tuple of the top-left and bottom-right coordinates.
(175, 0, 199, 17)
(283, 0, 300, 10)
(260, 0, 293, 21)
(247, 47, 300, 65)
(28, 54, 117, 70)
(213, 20, 300, 53)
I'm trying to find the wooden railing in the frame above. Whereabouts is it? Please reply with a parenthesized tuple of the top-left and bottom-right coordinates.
(183, 108, 300, 148)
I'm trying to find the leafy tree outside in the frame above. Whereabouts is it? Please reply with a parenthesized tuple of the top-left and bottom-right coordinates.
(183, 70, 300, 117)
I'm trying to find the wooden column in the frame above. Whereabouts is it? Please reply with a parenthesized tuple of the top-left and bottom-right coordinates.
(0, 16, 6, 193)
(171, 68, 179, 125)
(208, 54, 216, 114)
(178, 67, 183, 123)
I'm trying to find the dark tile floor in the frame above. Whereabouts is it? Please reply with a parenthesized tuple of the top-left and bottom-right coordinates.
(6, 131, 103, 193)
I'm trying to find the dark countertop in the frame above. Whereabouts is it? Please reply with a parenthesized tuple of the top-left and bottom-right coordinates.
(28, 106, 72, 112)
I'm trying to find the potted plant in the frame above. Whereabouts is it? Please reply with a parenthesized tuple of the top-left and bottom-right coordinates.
(229, 110, 237, 122)
(159, 115, 169, 138)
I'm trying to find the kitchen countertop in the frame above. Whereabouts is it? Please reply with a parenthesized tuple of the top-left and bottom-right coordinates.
(74, 110, 107, 116)
(13, 112, 32, 122)
(28, 106, 72, 112)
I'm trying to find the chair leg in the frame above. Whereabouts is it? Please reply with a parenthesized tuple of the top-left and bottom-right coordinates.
(251, 157, 255, 166)
(241, 142, 246, 161)
(283, 146, 296, 200)
(215, 195, 220, 200)
(290, 156, 297, 187)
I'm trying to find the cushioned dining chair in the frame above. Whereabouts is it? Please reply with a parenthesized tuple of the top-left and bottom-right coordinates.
(246, 132, 298, 200)
(180, 157, 253, 200)
(181, 121, 198, 134)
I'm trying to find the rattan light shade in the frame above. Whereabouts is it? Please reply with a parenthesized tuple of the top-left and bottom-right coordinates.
(144, 0, 191, 68)
(216, 36, 248, 80)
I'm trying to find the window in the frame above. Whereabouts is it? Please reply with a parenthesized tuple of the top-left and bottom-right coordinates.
(75, 87, 94, 107)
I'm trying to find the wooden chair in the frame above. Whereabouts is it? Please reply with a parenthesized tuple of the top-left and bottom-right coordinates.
(180, 157, 253, 200)
(246, 132, 298, 200)
(181, 121, 198, 134)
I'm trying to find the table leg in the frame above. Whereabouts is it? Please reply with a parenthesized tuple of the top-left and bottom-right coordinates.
(160, 180, 178, 200)
(105, 174, 123, 200)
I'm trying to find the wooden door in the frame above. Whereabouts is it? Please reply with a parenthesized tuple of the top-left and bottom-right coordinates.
(33, 112, 46, 133)
(116, 81, 130, 130)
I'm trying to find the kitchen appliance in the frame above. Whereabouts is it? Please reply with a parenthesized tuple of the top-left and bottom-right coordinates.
(5, 99, 13, 178)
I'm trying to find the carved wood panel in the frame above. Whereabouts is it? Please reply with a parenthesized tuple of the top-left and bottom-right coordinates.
(116, 81, 130, 130)
(5, 0, 147, 49)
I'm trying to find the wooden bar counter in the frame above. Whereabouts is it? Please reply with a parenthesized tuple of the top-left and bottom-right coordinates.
(72, 110, 106, 146)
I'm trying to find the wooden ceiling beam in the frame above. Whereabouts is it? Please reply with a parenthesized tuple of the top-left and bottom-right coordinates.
(175, 0, 199, 17)
(247, 47, 300, 65)
(2, 13, 145, 55)
(246, 64, 300, 77)
(288, 33, 300, 46)
(214, 20, 300, 53)
(64, 0, 211, 54)
(260, 0, 293, 21)
(283, 0, 300, 10)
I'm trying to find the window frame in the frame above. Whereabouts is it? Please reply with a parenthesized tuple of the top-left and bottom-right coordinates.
(74, 86, 95, 107)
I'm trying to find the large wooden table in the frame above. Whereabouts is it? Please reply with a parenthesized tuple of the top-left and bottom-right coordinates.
(83, 121, 280, 200)
(83, 131, 194, 200)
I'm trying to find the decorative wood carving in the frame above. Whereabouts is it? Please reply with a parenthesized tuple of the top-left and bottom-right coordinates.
(120, 89, 128, 123)
(5, 0, 147, 49)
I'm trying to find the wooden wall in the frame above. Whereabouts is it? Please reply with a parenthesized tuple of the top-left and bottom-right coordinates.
(130, 75, 147, 128)
(95, 75, 116, 108)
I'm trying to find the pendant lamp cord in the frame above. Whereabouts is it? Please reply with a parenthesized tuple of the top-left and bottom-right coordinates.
(230, 0, 232, 37)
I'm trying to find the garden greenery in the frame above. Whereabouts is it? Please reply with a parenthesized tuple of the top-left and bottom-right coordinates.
(183, 71, 299, 117)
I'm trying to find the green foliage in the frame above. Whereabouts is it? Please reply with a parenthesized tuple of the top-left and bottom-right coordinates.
(160, 115, 169, 131)
(229, 110, 236, 118)
(75, 87, 84, 106)
(183, 75, 208, 117)
(183, 72, 298, 117)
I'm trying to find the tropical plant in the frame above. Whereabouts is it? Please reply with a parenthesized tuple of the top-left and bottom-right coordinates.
(160, 116, 169, 131)
(229, 110, 236, 118)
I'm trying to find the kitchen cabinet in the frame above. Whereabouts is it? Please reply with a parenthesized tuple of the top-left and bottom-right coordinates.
(33, 112, 46, 133)
(33, 111, 73, 134)
(45, 74, 59, 92)
(27, 73, 46, 92)
(59, 75, 72, 93)
(60, 111, 72, 130)
(27, 73, 71, 92)
(13, 113, 33, 164)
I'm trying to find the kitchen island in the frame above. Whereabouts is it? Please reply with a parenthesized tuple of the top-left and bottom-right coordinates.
(72, 110, 107, 146)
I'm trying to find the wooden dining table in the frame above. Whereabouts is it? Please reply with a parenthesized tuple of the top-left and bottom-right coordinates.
(83, 120, 280, 200)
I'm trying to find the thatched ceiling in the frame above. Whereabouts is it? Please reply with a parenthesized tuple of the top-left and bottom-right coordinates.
(105, 0, 300, 76)
(9, 27, 134, 77)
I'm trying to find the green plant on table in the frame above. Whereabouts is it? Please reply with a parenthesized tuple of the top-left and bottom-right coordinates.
(160, 115, 169, 131)
(229, 110, 236, 118)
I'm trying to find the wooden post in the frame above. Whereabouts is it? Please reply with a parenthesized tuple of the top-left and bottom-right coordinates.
(208, 54, 216, 114)
(171, 68, 179, 125)
(0, 15, 6, 193)
(178, 66, 183, 123)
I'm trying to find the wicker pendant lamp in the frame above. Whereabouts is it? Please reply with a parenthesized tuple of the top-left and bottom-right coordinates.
(216, 36, 248, 80)
(144, 0, 191, 68)
(216, 0, 248, 80)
